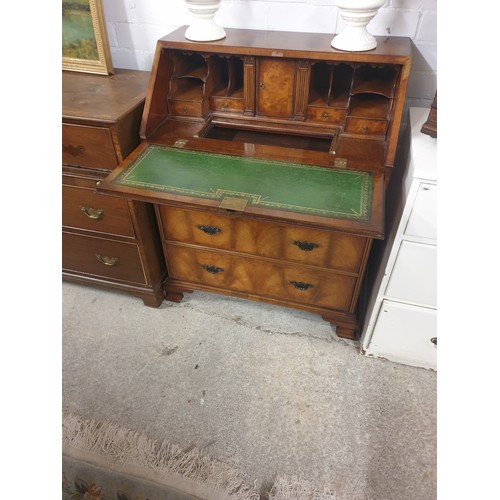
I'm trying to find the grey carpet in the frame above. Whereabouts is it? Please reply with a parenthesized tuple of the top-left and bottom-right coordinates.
(62, 281, 436, 499)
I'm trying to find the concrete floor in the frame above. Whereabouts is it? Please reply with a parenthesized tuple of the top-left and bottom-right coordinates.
(62, 281, 436, 499)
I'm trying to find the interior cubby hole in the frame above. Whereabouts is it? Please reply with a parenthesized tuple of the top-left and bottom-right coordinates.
(169, 78, 205, 101)
(210, 55, 244, 98)
(351, 64, 397, 98)
(348, 93, 391, 120)
(308, 62, 353, 108)
(170, 51, 209, 81)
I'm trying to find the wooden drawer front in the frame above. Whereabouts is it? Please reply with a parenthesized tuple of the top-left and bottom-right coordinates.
(62, 123, 117, 169)
(344, 118, 388, 136)
(307, 107, 346, 124)
(62, 232, 146, 284)
(159, 206, 366, 272)
(404, 183, 437, 241)
(210, 96, 244, 113)
(166, 244, 356, 310)
(168, 100, 203, 117)
(280, 225, 366, 273)
(62, 185, 135, 237)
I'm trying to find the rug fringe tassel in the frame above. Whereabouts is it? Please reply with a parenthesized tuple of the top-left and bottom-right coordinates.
(62, 414, 260, 500)
(267, 475, 337, 500)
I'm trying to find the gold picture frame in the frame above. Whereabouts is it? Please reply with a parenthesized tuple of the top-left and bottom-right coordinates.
(62, 0, 113, 75)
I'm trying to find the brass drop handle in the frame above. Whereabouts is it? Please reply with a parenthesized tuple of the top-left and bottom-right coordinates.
(181, 106, 188, 113)
(362, 125, 369, 133)
(221, 103, 229, 110)
(430, 337, 437, 346)
(290, 280, 313, 291)
(197, 224, 221, 235)
(81, 206, 104, 220)
(203, 265, 224, 274)
(96, 254, 118, 266)
(322, 112, 330, 120)
(293, 240, 320, 252)
(259, 82, 265, 89)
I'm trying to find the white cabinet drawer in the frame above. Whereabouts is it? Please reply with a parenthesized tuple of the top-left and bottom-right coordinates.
(385, 240, 437, 307)
(365, 300, 437, 370)
(405, 182, 437, 241)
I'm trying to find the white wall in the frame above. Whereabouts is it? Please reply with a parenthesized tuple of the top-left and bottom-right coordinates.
(102, 0, 437, 109)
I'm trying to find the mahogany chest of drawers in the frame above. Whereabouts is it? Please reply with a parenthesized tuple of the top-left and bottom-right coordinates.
(98, 27, 412, 339)
(62, 69, 166, 306)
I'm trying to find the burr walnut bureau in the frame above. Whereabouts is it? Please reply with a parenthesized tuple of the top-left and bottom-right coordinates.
(62, 69, 166, 306)
(98, 27, 412, 339)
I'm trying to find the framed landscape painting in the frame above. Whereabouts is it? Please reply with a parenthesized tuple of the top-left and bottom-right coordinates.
(62, 0, 113, 75)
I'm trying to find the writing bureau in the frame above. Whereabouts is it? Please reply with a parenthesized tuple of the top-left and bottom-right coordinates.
(98, 27, 412, 339)
(62, 69, 166, 306)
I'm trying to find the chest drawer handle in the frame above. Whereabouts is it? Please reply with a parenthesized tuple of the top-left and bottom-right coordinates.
(197, 225, 221, 235)
(96, 254, 118, 266)
(290, 280, 313, 291)
(293, 240, 319, 252)
(63, 144, 85, 156)
(430, 337, 437, 346)
(203, 265, 224, 274)
(81, 206, 104, 220)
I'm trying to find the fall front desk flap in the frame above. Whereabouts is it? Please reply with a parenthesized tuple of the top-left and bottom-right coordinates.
(102, 144, 379, 232)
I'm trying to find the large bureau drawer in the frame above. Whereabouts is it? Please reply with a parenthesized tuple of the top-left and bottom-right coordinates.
(166, 244, 356, 310)
(62, 123, 118, 169)
(159, 206, 367, 273)
(62, 232, 146, 284)
(62, 184, 135, 237)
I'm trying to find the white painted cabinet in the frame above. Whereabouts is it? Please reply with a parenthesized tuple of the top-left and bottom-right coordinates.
(361, 108, 437, 370)
(385, 240, 437, 307)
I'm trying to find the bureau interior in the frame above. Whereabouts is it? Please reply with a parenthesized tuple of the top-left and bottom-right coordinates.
(157, 48, 401, 155)
(169, 51, 397, 124)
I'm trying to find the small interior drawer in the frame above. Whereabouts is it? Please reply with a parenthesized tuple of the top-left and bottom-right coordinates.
(168, 100, 203, 117)
(159, 206, 367, 273)
(405, 183, 437, 241)
(166, 244, 356, 310)
(210, 96, 244, 113)
(62, 123, 117, 169)
(62, 232, 146, 284)
(344, 117, 388, 136)
(306, 107, 346, 125)
(62, 184, 135, 238)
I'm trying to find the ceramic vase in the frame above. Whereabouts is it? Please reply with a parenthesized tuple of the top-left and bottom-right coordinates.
(331, 0, 385, 52)
(184, 0, 226, 42)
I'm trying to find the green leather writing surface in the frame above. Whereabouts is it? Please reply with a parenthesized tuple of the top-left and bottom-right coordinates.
(113, 145, 372, 220)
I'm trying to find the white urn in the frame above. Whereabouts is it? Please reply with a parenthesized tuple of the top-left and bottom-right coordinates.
(184, 0, 226, 42)
(331, 0, 385, 52)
